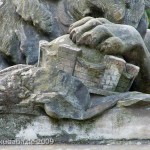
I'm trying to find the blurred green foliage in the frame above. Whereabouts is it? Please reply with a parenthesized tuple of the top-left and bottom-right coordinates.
(147, 10, 150, 28)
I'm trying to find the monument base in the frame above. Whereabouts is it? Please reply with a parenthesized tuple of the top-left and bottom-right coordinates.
(0, 106, 149, 144)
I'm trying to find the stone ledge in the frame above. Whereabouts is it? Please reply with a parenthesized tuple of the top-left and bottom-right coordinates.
(0, 106, 149, 143)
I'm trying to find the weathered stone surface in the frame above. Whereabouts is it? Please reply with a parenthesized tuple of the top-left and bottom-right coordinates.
(0, 0, 149, 94)
(40, 35, 140, 93)
(0, 35, 145, 122)
(144, 29, 150, 52)
(0, 145, 150, 150)
(0, 0, 149, 89)
(0, 0, 150, 143)
(0, 35, 149, 123)
(117, 92, 150, 107)
(0, 0, 149, 68)
(0, 105, 150, 142)
(0, 63, 120, 121)
(69, 17, 150, 94)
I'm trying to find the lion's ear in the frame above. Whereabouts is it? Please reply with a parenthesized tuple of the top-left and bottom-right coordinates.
(145, 0, 150, 9)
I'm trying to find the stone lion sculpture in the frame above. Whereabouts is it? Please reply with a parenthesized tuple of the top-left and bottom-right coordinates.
(0, 0, 150, 93)
(0, 0, 150, 121)
(0, 0, 150, 142)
